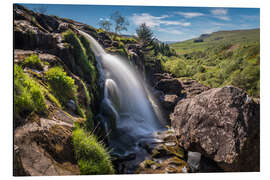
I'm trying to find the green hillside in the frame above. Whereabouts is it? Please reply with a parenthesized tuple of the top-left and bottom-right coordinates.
(170, 29, 259, 55)
(162, 29, 260, 97)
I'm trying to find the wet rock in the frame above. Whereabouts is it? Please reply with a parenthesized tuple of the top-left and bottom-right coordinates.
(67, 99, 76, 111)
(136, 157, 188, 174)
(187, 151, 201, 172)
(112, 153, 136, 163)
(112, 41, 120, 48)
(160, 94, 180, 110)
(154, 78, 182, 96)
(172, 86, 260, 172)
(103, 39, 112, 48)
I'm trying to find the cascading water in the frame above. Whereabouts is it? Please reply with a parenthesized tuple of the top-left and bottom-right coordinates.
(79, 30, 166, 157)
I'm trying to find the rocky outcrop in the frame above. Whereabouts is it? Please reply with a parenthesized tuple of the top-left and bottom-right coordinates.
(152, 74, 210, 123)
(154, 78, 182, 96)
(14, 107, 81, 176)
(178, 78, 210, 98)
(171, 86, 260, 172)
(13, 49, 89, 176)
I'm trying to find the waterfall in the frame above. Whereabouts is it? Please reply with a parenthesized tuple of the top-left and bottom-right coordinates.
(79, 30, 165, 153)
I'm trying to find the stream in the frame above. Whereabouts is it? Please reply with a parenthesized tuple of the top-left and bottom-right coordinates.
(79, 30, 169, 173)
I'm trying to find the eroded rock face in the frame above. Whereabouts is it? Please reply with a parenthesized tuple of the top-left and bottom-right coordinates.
(154, 78, 182, 96)
(13, 110, 80, 176)
(178, 78, 210, 98)
(171, 86, 260, 172)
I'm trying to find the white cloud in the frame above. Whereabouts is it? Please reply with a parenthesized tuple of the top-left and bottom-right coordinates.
(131, 13, 191, 27)
(210, 8, 230, 21)
(210, 8, 228, 16)
(175, 12, 205, 18)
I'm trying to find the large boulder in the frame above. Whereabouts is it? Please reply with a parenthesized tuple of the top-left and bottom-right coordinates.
(171, 86, 260, 172)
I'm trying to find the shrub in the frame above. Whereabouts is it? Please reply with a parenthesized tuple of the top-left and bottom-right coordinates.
(45, 66, 76, 105)
(72, 127, 114, 175)
(22, 54, 43, 70)
(120, 37, 137, 44)
(14, 65, 47, 118)
(231, 65, 260, 97)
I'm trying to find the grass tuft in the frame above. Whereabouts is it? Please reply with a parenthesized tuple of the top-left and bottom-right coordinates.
(22, 54, 43, 71)
(45, 66, 76, 106)
(72, 127, 114, 175)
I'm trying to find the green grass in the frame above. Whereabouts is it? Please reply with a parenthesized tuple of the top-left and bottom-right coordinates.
(45, 66, 77, 106)
(62, 30, 97, 83)
(80, 80, 91, 107)
(164, 29, 260, 97)
(22, 54, 43, 71)
(72, 127, 114, 175)
(14, 65, 47, 119)
(170, 29, 259, 55)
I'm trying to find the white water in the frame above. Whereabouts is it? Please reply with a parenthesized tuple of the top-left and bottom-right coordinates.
(79, 30, 164, 153)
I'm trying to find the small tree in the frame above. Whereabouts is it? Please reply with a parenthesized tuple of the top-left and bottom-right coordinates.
(98, 19, 112, 32)
(110, 11, 129, 35)
(136, 23, 155, 52)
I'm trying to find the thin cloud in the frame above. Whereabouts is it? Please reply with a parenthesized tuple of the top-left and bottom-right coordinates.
(210, 8, 230, 21)
(215, 16, 230, 21)
(156, 27, 183, 35)
(211, 8, 228, 16)
(240, 15, 259, 20)
(175, 12, 205, 18)
(131, 13, 191, 27)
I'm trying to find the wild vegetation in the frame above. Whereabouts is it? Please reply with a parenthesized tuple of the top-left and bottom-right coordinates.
(135, 23, 176, 72)
(163, 29, 260, 97)
(14, 27, 113, 173)
(22, 54, 43, 70)
(45, 66, 77, 106)
(72, 126, 114, 175)
(14, 64, 47, 120)
(62, 30, 97, 84)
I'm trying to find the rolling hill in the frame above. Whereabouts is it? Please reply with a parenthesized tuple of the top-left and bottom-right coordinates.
(162, 29, 260, 97)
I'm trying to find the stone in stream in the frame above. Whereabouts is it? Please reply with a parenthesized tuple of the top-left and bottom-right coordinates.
(133, 130, 189, 174)
(187, 151, 201, 172)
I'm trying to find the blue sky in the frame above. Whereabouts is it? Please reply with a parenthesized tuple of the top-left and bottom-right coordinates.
(21, 4, 260, 42)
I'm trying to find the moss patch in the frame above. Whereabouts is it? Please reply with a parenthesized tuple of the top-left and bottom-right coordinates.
(62, 30, 97, 84)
